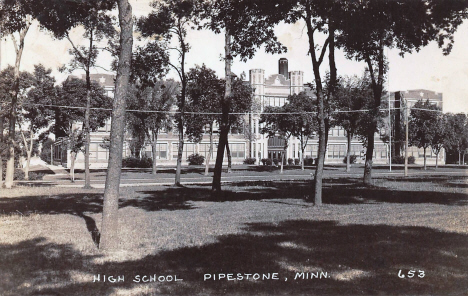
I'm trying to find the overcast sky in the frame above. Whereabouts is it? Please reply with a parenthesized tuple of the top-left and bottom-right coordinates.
(1, 0, 467, 114)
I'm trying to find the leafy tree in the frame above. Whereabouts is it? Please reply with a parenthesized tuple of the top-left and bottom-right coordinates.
(68, 128, 84, 182)
(279, 0, 341, 205)
(33, 0, 116, 189)
(100, 0, 133, 251)
(56, 77, 112, 181)
(334, 74, 374, 172)
(430, 113, 448, 169)
(0, 66, 33, 186)
(409, 99, 441, 170)
(39, 137, 54, 164)
(336, 0, 468, 183)
(185, 64, 224, 176)
(126, 80, 177, 174)
(146, 81, 178, 175)
(19, 65, 55, 179)
(225, 74, 254, 172)
(202, 0, 286, 194)
(287, 92, 316, 171)
(138, 0, 202, 186)
(124, 39, 170, 169)
(443, 113, 467, 165)
(0, 0, 33, 188)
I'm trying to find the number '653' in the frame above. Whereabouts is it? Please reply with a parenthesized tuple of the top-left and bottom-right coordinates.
(398, 270, 425, 278)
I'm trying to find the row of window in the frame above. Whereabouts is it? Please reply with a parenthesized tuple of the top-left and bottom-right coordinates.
(303, 144, 388, 159)
(139, 142, 246, 160)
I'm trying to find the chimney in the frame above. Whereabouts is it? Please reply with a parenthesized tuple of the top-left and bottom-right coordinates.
(278, 58, 288, 78)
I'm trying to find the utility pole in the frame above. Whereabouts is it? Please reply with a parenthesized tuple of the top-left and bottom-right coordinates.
(404, 98, 408, 177)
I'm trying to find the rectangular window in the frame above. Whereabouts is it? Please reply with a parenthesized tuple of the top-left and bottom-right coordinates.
(172, 143, 179, 160)
(97, 144, 108, 160)
(306, 144, 318, 158)
(149, 143, 168, 159)
(172, 143, 195, 160)
(327, 144, 346, 159)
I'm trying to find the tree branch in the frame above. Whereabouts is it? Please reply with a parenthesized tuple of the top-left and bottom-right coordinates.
(66, 33, 87, 61)
(317, 37, 330, 66)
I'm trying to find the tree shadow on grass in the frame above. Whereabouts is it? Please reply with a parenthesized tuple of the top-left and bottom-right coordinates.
(2, 177, 467, 220)
(2, 221, 467, 295)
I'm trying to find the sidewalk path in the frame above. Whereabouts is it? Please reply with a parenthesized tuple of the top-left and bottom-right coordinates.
(15, 165, 468, 188)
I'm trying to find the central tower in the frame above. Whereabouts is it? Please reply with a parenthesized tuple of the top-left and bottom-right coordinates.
(278, 58, 288, 78)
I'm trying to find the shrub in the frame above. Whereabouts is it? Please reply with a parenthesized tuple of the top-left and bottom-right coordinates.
(122, 156, 153, 168)
(303, 157, 314, 166)
(391, 155, 416, 164)
(294, 158, 300, 165)
(187, 153, 205, 165)
(261, 158, 272, 166)
(14, 169, 25, 180)
(287, 158, 294, 165)
(342, 155, 357, 164)
(28, 172, 44, 180)
(272, 158, 279, 166)
(392, 155, 404, 164)
(243, 157, 256, 165)
(40, 138, 54, 164)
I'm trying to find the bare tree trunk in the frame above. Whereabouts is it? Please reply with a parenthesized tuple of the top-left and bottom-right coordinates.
(363, 38, 385, 185)
(364, 129, 374, 184)
(205, 123, 213, 176)
(70, 152, 76, 182)
(5, 23, 30, 189)
(435, 152, 439, 169)
(175, 125, 184, 185)
(280, 145, 286, 174)
(423, 147, 427, 170)
(301, 147, 305, 171)
(19, 129, 32, 180)
(84, 86, 92, 188)
(212, 30, 232, 193)
(304, 10, 328, 206)
(226, 138, 232, 173)
(151, 130, 158, 175)
(100, 0, 133, 251)
(24, 152, 30, 180)
(346, 132, 352, 172)
(82, 26, 95, 189)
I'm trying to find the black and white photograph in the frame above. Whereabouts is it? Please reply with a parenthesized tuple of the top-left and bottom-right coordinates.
(0, 0, 467, 295)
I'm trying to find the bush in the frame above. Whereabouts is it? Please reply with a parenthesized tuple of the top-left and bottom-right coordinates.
(287, 158, 294, 165)
(187, 153, 205, 165)
(243, 157, 256, 165)
(14, 169, 25, 180)
(122, 156, 152, 168)
(391, 155, 416, 164)
(294, 158, 300, 165)
(392, 155, 404, 164)
(303, 157, 314, 166)
(272, 158, 279, 166)
(261, 158, 272, 166)
(40, 138, 54, 164)
(28, 172, 44, 180)
(342, 154, 357, 164)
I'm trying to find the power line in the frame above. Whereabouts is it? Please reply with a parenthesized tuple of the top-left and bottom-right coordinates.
(21, 103, 444, 115)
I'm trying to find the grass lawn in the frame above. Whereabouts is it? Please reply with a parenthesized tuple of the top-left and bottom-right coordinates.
(0, 175, 467, 295)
